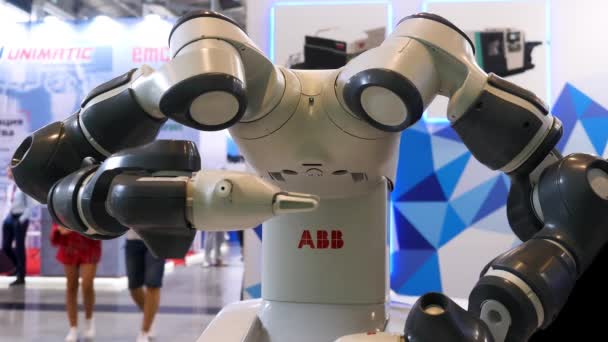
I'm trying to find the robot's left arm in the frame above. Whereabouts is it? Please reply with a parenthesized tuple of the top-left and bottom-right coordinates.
(337, 13, 560, 177)
(337, 13, 608, 342)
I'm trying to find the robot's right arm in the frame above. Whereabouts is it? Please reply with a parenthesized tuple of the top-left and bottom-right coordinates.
(11, 79, 316, 258)
(11, 66, 167, 204)
(11, 11, 280, 204)
(9, 13, 316, 257)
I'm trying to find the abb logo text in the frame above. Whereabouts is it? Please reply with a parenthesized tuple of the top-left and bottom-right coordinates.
(298, 230, 344, 249)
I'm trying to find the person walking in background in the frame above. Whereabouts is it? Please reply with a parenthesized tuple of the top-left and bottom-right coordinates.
(2, 167, 36, 286)
(125, 230, 166, 342)
(51, 222, 101, 342)
(203, 231, 226, 267)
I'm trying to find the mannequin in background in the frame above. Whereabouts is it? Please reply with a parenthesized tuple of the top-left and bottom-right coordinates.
(203, 232, 226, 267)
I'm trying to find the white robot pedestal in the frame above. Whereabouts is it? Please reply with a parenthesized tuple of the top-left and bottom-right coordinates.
(200, 180, 390, 341)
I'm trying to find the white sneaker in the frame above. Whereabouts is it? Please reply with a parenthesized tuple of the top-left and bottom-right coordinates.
(84, 318, 95, 339)
(148, 321, 156, 338)
(65, 327, 78, 342)
(136, 332, 151, 342)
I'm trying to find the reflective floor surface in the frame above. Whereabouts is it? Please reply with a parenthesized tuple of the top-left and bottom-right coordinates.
(0, 241, 412, 342)
(0, 263, 243, 341)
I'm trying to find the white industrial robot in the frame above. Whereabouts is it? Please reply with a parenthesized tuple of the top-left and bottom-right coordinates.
(9, 11, 608, 342)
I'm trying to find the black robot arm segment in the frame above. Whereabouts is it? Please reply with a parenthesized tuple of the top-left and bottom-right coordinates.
(468, 155, 608, 340)
(405, 293, 495, 342)
(468, 238, 577, 341)
(532, 154, 608, 271)
(48, 140, 201, 258)
(506, 149, 562, 242)
(450, 74, 562, 175)
(407, 238, 575, 342)
(405, 237, 574, 342)
(10, 67, 167, 203)
(406, 154, 608, 342)
(45, 137, 318, 258)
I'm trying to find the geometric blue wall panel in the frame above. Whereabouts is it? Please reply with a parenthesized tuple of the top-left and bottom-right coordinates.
(392, 119, 483, 295)
(391, 83, 608, 296)
(554, 83, 608, 155)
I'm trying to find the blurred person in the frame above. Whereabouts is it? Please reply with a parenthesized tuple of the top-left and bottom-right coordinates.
(203, 231, 226, 267)
(125, 230, 166, 342)
(2, 167, 36, 286)
(51, 222, 101, 341)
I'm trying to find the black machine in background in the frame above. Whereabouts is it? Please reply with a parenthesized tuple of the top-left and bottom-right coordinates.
(470, 29, 542, 77)
(289, 27, 385, 69)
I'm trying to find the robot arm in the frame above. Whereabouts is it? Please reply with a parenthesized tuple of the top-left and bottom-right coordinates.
(337, 13, 560, 176)
(11, 66, 167, 204)
(334, 12, 606, 342)
(10, 12, 317, 257)
(405, 153, 608, 342)
(12, 10, 286, 204)
(12, 82, 316, 258)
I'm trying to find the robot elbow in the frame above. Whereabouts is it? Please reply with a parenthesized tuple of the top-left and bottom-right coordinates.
(341, 68, 424, 132)
(161, 11, 250, 131)
(11, 116, 104, 204)
(336, 36, 439, 132)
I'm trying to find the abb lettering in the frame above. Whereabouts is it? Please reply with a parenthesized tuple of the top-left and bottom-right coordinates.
(298, 230, 344, 249)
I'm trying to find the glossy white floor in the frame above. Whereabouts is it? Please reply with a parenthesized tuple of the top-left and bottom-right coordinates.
(0, 264, 245, 341)
(0, 244, 412, 341)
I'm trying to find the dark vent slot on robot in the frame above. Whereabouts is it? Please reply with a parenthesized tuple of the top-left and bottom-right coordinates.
(351, 173, 368, 183)
(302, 163, 323, 167)
(269, 172, 285, 182)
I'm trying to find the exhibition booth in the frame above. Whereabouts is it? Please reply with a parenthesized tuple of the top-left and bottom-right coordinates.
(0, 0, 607, 341)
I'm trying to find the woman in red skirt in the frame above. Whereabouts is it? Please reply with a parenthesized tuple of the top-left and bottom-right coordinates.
(51, 222, 102, 342)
